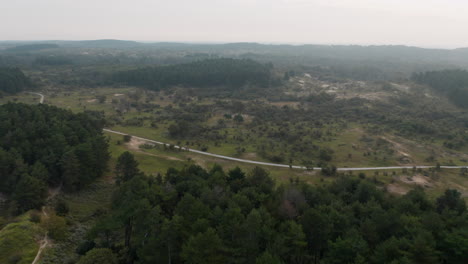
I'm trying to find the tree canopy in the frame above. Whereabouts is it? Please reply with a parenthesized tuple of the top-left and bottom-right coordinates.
(0, 67, 32, 94)
(87, 161, 468, 264)
(0, 103, 109, 213)
(113, 58, 274, 90)
(412, 69, 468, 108)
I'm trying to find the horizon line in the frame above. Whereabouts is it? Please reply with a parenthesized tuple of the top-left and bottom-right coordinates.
(0, 39, 466, 50)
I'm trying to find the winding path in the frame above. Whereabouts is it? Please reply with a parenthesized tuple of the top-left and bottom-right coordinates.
(28, 92, 44, 104)
(31, 92, 467, 171)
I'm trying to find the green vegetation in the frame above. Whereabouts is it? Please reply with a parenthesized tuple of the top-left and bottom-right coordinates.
(113, 58, 275, 90)
(413, 69, 468, 108)
(0, 68, 32, 94)
(0, 41, 467, 264)
(77, 248, 118, 264)
(34, 56, 73, 66)
(0, 103, 109, 213)
(39, 180, 116, 264)
(0, 215, 42, 264)
(84, 158, 467, 264)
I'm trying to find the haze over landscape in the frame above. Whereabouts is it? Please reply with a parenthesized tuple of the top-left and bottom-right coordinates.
(1, 1, 468, 264)
(2, 0, 468, 48)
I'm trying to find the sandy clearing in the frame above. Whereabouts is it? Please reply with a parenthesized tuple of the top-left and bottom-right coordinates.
(126, 137, 183, 161)
(386, 183, 410, 195)
(400, 174, 432, 187)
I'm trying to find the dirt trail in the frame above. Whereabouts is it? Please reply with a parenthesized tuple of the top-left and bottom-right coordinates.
(28, 92, 44, 104)
(381, 136, 412, 158)
(31, 207, 50, 264)
(31, 185, 60, 264)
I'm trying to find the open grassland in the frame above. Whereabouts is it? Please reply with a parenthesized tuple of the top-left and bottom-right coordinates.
(0, 214, 42, 264)
(0, 93, 41, 105)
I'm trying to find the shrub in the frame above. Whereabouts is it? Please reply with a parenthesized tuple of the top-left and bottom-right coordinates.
(55, 200, 69, 216)
(29, 211, 42, 223)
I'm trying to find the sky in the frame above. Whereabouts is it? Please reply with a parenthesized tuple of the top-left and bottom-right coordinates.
(1, 0, 468, 48)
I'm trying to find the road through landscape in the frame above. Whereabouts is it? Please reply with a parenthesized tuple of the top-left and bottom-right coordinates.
(103, 129, 467, 171)
(31, 92, 467, 171)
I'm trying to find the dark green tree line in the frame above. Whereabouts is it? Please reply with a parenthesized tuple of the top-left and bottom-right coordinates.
(86, 157, 467, 264)
(0, 103, 109, 213)
(113, 58, 275, 90)
(0, 67, 32, 94)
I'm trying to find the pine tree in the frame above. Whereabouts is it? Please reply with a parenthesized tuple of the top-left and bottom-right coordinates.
(115, 151, 141, 185)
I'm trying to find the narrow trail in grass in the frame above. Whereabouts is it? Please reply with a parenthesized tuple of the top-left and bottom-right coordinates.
(31, 207, 49, 264)
(30, 183, 60, 264)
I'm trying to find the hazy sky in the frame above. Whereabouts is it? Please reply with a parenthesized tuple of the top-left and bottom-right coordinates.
(2, 0, 468, 48)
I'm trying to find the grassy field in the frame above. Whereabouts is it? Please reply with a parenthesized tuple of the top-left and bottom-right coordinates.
(0, 214, 42, 264)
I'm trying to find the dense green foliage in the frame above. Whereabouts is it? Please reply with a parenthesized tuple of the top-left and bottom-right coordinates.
(0, 103, 109, 213)
(34, 55, 73, 66)
(113, 58, 275, 90)
(77, 248, 118, 264)
(87, 157, 467, 264)
(412, 69, 468, 108)
(0, 68, 32, 94)
(0, 218, 41, 264)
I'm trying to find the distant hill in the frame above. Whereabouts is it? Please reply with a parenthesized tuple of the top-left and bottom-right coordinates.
(61, 39, 144, 48)
(5, 43, 59, 53)
(4, 40, 467, 64)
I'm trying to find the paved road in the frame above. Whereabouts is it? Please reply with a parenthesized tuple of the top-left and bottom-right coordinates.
(31, 93, 466, 171)
(28, 92, 44, 104)
(103, 129, 467, 171)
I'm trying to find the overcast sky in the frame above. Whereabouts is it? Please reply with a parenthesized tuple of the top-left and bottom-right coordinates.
(2, 0, 468, 48)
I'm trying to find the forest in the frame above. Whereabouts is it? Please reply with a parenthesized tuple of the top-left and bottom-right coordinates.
(0, 103, 109, 214)
(112, 58, 276, 90)
(79, 152, 467, 264)
(0, 67, 32, 94)
(34, 56, 74, 66)
(412, 69, 468, 108)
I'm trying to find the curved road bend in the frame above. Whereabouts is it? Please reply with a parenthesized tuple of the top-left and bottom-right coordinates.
(28, 92, 44, 104)
(30, 92, 467, 171)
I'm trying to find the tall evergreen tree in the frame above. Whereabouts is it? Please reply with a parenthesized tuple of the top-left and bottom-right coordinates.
(115, 151, 141, 185)
(12, 174, 47, 212)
